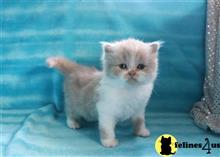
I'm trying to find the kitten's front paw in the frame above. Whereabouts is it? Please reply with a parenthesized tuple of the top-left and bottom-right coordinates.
(134, 128, 150, 137)
(101, 138, 118, 148)
(46, 57, 59, 68)
(67, 119, 80, 129)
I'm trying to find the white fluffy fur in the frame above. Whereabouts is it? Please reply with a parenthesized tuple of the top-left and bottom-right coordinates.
(47, 38, 162, 148)
(97, 77, 153, 146)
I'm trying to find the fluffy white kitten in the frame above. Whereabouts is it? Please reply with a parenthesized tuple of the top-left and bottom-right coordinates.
(47, 38, 162, 147)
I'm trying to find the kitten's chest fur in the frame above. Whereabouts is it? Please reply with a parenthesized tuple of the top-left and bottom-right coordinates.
(97, 79, 153, 121)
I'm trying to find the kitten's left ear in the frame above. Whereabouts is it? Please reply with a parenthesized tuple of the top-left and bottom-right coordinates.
(100, 41, 114, 54)
(149, 41, 164, 53)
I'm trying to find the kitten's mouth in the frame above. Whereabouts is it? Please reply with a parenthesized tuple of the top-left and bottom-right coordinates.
(127, 77, 138, 83)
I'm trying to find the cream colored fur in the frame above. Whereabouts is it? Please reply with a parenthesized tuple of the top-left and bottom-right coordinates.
(46, 38, 163, 147)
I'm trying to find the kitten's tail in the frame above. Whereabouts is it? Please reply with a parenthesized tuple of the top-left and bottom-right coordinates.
(46, 56, 78, 75)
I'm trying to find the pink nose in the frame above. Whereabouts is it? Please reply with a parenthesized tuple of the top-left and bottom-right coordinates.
(128, 70, 136, 76)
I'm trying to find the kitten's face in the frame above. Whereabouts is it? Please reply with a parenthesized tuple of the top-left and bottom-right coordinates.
(101, 39, 162, 85)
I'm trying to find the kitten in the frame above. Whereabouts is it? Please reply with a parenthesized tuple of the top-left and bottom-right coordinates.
(47, 38, 162, 147)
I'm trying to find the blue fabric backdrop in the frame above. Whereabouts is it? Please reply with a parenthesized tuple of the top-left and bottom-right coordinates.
(1, 1, 219, 157)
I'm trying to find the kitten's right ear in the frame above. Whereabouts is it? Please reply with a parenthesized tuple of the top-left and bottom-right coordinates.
(100, 41, 114, 54)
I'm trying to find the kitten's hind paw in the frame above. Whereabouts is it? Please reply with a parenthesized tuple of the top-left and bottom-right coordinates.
(101, 138, 118, 148)
(134, 128, 150, 137)
(66, 119, 80, 129)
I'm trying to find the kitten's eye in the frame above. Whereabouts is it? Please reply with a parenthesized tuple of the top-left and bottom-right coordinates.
(119, 64, 127, 70)
(137, 64, 145, 70)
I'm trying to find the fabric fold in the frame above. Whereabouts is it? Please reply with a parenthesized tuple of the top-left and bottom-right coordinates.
(191, 0, 220, 134)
